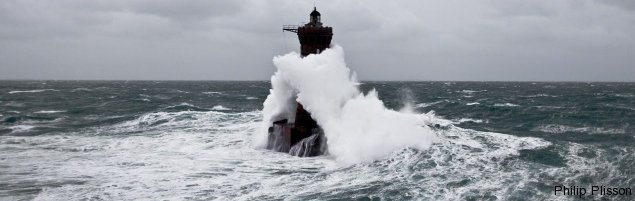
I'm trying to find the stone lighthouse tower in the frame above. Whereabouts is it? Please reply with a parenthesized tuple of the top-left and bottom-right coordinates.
(283, 7, 333, 56)
(296, 7, 333, 56)
(266, 7, 333, 157)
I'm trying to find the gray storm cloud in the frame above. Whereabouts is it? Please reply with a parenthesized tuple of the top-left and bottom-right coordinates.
(0, 0, 633, 81)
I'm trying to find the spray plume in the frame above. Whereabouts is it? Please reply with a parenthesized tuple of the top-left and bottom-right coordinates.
(257, 45, 437, 164)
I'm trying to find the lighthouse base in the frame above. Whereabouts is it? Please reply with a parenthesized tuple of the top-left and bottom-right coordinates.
(266, 119, 326, 157)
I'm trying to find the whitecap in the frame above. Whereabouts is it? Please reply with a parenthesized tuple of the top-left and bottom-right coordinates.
(531, 105, 563, 109)
(532, 124, 626, 134)
(106, 110, 259, 133)
(203, 92, 225, 95)
(34, 110, 66, 114)
(522, 94, 556, 98)
(177, 102, 194, 107)
(466, 102, 479, 106)
(604, 104, 635, 111)
(164, 102, 199, 110)
(173, 90, 190, 94)
(494, 103, 519, 107)
(246, 97, 258, 100)
(9, 125, 35, 133)
(612, 93, 634, 98)
(458, 89, 486, 94)
(70, 88, 93, 92)
(212, 105, 231, 111)
(414, 100, 446, 108)
(451, 118, 485, 124)
(4, 102, 24, 107)
(8, 89, 58, 94)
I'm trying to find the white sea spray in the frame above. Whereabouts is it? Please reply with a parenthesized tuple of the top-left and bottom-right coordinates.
(258, 46, 438, 164)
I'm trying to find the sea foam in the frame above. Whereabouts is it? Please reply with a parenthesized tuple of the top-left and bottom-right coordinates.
(8, 89, 58, 94)
(258, 46, 437, 164)
(34, 110, 66, 114)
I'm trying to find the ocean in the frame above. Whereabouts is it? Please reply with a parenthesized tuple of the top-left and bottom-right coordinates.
(1, 80, 634, 200)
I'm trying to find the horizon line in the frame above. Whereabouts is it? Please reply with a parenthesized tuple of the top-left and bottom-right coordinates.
(0, 79, 634, 83)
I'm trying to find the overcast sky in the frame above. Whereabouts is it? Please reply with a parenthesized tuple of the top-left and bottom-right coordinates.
(1, 0, 633, 81)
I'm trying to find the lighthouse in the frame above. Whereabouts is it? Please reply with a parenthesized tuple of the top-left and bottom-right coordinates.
(284, 7, 334, 56)
(266, 7, 333, 157)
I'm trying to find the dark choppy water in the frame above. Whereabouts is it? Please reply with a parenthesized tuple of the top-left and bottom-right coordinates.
(1, 81, 633, 200)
